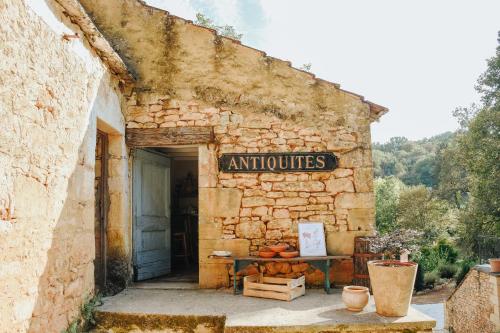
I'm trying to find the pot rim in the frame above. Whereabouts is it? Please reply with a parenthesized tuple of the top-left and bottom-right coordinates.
(368, 259, 417, 267)
(343, 285, 369, 292)
(489, 258, 500, 261)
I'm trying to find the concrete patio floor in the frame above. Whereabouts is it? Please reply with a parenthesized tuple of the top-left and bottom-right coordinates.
(94, 288, 436, 332)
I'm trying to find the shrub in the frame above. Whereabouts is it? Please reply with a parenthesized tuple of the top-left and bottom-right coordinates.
(435, 239, 459, 264)
(424, 271, 440, 288)
(437, 263, 459, 279)
(414, 263, 425, 291)
(415, 239, 460, 272)
(456, 260, 475, 284)
(417, 246, 441, 272)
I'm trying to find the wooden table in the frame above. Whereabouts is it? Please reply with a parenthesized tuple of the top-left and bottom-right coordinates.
(232, 255, 352, 294)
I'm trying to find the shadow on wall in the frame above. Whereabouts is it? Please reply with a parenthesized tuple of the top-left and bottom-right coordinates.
(26, 96, 131, 332)
(27, 124, 96, 332)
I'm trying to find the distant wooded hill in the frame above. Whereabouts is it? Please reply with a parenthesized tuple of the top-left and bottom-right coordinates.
(372, 132, 455, 187)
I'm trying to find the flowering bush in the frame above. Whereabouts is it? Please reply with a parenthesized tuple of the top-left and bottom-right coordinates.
(369, 229, 423, 260)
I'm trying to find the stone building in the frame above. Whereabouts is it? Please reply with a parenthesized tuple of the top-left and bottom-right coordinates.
(446, 265, 500, 333)
(0, 0, 386, 331)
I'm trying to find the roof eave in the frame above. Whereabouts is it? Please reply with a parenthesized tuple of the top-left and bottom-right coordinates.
(55, 0, 135, 84)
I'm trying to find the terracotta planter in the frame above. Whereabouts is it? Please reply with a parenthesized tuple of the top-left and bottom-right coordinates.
(490, 258, 500, 273)
(342, 286, 370, 312)
(368, 260, 418, 317)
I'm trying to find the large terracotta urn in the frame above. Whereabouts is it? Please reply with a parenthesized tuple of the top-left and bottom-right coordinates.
(368, 260, 418, 317)
(490, 258, 500, 273)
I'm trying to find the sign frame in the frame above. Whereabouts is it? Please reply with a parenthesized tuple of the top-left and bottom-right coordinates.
(298, 222, 327, 257)
(218, 152, 338, 173)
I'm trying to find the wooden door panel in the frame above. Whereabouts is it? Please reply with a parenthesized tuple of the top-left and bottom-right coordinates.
(133, 149, 171, 281)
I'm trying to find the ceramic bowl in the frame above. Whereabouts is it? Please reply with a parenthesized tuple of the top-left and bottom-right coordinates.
(259, 251, 276, 258)
(269, 244, 289, 252)
(212, 250, 232, 257)
(279, 250, 299, 258)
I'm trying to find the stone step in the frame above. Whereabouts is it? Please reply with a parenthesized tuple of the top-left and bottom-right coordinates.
(92, 311, 225, 333)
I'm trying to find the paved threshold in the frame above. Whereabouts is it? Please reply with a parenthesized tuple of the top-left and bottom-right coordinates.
(94, 288, 436, 332)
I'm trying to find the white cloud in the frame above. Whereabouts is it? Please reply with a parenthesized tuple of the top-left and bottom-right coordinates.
(210, 0, 240, 27)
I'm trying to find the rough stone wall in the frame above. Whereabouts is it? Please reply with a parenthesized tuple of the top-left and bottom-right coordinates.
(0, 1, 126, 332)
(445, 267, 500, 333)
(127, 93, 375, 287)
(79, 0, 386, 123)
(78, 0, 383, 288)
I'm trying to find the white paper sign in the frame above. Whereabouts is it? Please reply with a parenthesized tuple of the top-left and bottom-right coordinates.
(298, 222, 327, 256)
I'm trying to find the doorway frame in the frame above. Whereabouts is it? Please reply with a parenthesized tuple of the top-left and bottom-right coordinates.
(95, 129, 109, 291)
(126, 126, 215, 286)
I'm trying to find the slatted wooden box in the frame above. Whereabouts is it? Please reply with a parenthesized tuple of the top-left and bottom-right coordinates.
(243, 274, 305, 301)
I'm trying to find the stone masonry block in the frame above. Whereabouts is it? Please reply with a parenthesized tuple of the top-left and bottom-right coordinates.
(199, 188, 242, 218)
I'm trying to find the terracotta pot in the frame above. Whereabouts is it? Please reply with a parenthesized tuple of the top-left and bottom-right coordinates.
(368, 260, 418, 317)
(269, 244, 289, 252)
(489, 258, 500, 273)
(342, 286, 370, 312)
(279, 251, 299, 258)
(259, 251, 276, 258)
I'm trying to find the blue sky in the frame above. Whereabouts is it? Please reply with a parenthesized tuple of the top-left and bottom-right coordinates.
(146, 0, 500, 142)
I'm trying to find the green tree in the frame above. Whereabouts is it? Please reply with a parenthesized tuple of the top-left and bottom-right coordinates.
(453, 32, 500, 254)
(396, 185, 455, 243)
(194, 13, 243, 40)
(374, 177, 405, 233)
(456, 106, 500, 253)
(434, 136, 469, 208)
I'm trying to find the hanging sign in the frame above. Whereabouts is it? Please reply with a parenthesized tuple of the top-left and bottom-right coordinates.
(219, 152, 337, 173)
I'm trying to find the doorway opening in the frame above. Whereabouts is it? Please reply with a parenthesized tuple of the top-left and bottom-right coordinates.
(94, 130, 109, 292)
(132, 147, 199, 287)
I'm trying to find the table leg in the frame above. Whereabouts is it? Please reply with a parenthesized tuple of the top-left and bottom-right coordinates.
(325, 259, 331, 294)
(233, 260, 239, 295)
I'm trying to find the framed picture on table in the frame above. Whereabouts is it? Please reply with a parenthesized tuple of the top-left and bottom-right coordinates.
(298, 222, 327, 257)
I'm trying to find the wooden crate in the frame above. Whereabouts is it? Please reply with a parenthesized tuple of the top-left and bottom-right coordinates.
(243, 274, 305, 301)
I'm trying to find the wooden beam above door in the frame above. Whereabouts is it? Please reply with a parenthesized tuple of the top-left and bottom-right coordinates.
(126, 127, 214, 147)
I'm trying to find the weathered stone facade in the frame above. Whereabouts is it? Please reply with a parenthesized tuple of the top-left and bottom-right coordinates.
(446, 265, 500, 333)
(2, 0, 388, 331)
(0, 0, 129, 331)
(126, 94, 377, 287)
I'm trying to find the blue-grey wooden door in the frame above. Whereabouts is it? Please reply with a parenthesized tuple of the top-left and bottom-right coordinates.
(133, 149, 171, 281)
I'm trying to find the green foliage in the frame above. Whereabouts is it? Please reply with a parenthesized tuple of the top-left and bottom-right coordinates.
(375, 178, 456, 243)
(455, 259, 475, 285)
(423, 271, 440, 288)
(416, 247, 441, 272)
(414, 264, 425, 291)
(414, 239, 459, 272)
(435, 239, 459, 263)
(300, 63, 312, 71)
(434, 137, 469, 209)
(62, 295, 102, 333)
(374, 177, 405, 233)
(373, 31, 499, 271)
(373, 133, 454, 187)
(194, 13, 243, 40)
(437, 263, 458, 279)
(396, 186, 455, 242)
(449, 31, 500, 255)
(476, 31, 500, 107)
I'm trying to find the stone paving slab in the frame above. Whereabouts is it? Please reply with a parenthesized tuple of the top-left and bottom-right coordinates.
(97, 288, 436, 332)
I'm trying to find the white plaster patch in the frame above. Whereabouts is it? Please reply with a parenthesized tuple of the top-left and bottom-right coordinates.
(14, 299, 35, 322)
(93, 75, 125, 135)
(24, 0, 102, 73)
